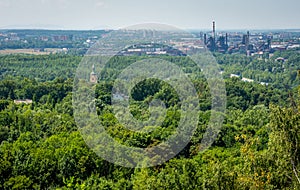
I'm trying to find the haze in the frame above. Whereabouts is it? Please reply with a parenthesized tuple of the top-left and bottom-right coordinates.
(0, 0, 299, 30)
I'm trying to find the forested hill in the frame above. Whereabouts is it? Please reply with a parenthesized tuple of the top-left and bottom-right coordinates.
(0, 51, 299, 189)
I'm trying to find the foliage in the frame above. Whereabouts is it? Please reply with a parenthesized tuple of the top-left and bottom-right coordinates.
(0, 51, 300, 189)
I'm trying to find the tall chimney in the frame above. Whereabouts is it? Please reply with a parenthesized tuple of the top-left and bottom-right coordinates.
(213, 21, 216, 41)
(246, 31, 250, 50)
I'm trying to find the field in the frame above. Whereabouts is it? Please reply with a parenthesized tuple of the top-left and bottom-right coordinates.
(0, 48, 66, 55)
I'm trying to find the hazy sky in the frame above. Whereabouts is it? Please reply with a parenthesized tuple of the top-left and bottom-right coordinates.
(0, 0, 299, 30)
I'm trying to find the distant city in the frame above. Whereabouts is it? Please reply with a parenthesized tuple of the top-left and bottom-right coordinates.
(1, 22, 300, 58)
(199, 21, 300, 58)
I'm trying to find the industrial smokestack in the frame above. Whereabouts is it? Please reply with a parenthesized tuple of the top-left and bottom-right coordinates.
(246, 31, 250, 50)
(213, 21, 216, 41)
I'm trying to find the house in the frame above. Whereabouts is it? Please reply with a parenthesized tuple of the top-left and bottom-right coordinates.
(275, 57, 286, 63)
(14, 99, 33, 104)
(242, 78, 254, 83)
(230, 74, 240, 78)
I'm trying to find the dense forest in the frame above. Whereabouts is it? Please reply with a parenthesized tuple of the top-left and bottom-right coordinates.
(0, 50, 300, 189)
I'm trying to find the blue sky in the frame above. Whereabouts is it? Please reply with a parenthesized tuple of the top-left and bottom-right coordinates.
(0, 0, 299, 30)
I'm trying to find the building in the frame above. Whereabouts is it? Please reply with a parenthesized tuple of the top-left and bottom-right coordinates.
(90, 64, 98, 83)
(14, 99, 33, 104)
(203, 21, 228, 53)
(242, 77, 254, 83)
(275, 57, 286, 62)
(230, 74, 240, 78)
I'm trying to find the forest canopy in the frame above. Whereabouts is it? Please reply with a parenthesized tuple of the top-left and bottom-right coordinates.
(0, 50, 300, 189)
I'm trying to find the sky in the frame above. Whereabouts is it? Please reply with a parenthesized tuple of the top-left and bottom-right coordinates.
(0, 0, 300, 30)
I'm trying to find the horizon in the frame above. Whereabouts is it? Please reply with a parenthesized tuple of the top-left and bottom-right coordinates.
(1, 26, 300, 32)
(1, 0, 299, 31)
